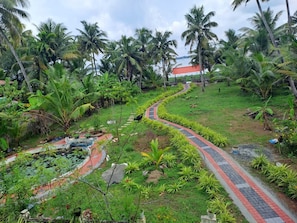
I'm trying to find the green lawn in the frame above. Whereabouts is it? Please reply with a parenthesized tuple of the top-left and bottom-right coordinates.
(165, 82, 290, 147)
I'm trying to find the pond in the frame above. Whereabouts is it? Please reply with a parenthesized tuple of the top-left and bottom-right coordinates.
(0, 139, 94, 191)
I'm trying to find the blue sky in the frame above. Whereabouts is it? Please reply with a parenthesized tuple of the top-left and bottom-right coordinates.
(24, 0, 297, 56)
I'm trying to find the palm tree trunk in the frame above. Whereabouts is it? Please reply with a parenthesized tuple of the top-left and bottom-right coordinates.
(285, 0, 293, 35)
(283, 0, 297, 98)
(198, 45, 205, 92)
(0, 30, 32, 93)
(92, 52, 98, 76)
(256, 0, 297, 98)
(255, 0, 277, 47)
(162, 59, 166, 88)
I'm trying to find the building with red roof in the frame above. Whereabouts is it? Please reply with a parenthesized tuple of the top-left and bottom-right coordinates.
(172, 65, 201, 76)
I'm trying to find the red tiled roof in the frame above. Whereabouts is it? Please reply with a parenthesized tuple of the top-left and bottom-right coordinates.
(172, 65, 201, 75)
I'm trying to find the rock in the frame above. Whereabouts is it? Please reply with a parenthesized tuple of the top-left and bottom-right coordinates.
(146, 170, 163, 184)
(102, 163, 127, 185)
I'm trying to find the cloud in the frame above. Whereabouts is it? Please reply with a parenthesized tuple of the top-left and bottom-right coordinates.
(23, 0, 297, 56)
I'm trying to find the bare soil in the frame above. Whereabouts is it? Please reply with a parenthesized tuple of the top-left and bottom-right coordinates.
(133, 130, 171, 153)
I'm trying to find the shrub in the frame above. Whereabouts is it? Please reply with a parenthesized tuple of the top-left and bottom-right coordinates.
(122, 177, 139, 192)
(251, 154, 269, 170)
(288, 183, 297, 199)
(125, 162, 140, 174)
(178, 165, 196, 181)
(197, 170, 222, 195)
(161, 153, 177, 168)
(166, 181, 185, 194)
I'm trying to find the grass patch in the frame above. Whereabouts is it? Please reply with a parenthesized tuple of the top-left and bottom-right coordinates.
(165, 82, 289, 147)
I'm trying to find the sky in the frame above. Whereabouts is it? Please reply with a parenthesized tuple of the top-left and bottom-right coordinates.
(23, 0, 297, 57)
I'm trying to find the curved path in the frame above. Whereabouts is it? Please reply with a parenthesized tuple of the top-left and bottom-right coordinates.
(145, 84, 296, 223)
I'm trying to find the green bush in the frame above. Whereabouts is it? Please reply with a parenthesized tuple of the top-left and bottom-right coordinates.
(197, 170, 222, 195)
(251, 156, 297, 200)
(251, 154, 269, 170)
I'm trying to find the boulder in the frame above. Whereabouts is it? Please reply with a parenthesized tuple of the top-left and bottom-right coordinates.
(102, 163, 127, 185)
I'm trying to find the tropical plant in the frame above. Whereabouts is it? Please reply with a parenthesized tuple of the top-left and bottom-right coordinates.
(182, 5, 218, 91)
(125, 161, 140, 174)
(0, 80, 28, 147)
(251, 154, 269, 170)
(141, 138, 170, 169)
(77, 21, 108, 75)
(113, 35, 142, 82)
(150, 30, 177, 87)
(178, 165, 196, 181)
(122, 177, 139, 192)
(232, 0, 297, 98)
(0, 0, 32, 92)
(247, 53, 280, 99)
(208, 197, 236, 223)
(135, 27, 153, 89)
(251, 96, 274, 130)
(162, 153, 177, 168)
(197, 170, 221, 194)
(166, 181, 185, 194)
(28, 65, 94, 132)
(35, 19, 77, 67)
(240, 8, 282, 55)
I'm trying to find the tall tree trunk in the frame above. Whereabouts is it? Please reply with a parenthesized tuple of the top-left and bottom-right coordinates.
(255, 0, 277, 47)
(198, 45, 204, 92)
(92, 52, 98, 76)
(256, 0, 297, 98)
(285, 0, 293, 34)
(162, 59, 166, 88)
(0, 30, 32, 93)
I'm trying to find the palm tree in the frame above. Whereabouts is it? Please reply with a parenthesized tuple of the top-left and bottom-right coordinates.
(181, 5, 218, 91)
(232, 0, 297, 98)
(135, 27, 153, 89)
(220, 29, 239, 50)
(151, 30, 177, 88)
(28, 65, 94, 132)
(77, 21, 108, 76)
(240, 8, 282, 55)
(36, 19, 77, 66)
(249, 53, 280, 99)
(113, 36, 142, 82)
(0, 0, 32, 92)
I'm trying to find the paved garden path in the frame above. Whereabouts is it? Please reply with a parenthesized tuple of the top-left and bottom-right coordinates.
(145, 84, 297, 223)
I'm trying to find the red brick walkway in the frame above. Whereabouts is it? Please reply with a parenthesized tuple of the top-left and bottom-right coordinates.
(146, 85, 296, 223)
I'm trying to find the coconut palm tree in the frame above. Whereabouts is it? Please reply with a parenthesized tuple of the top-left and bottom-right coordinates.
(0, 0, 32, 92)
(181, 5, 218, 91)
(77, 21, 108, 76)
(220, 29, 239, 50)
(240, 8, 282, 55)
(113, 35, 142, 82)
(36, 19, 77, 67)
(28, 65, 94, 132)
(135, 27, 153, 89)
(151, 30, 177, 87)
(232, 0, 297, 98)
